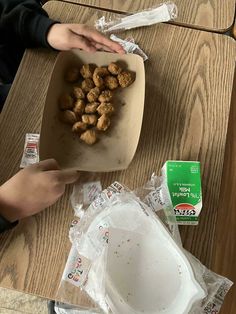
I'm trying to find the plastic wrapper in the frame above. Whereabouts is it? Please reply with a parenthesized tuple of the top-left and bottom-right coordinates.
(185, 252, 233, 313)
(135, 173, 182, 245)
(95, 2, 178, 34)
(109, 34, 148, 61)
(55, 302, 98, 314)
(20, 133, 40, 168)
(70, 173, 103, 219)
(56, 178, 233, 314)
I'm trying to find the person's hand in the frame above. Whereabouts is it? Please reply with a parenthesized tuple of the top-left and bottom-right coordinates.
(0, 159, 79, 222)
(47, 23, 125, 54)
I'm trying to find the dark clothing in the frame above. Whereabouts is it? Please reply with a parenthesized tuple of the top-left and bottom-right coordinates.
(0, 83, 11, 108)
(0, 0, 56, 231)
(0, 0, 56, 109)
(0, 214, 18, 233)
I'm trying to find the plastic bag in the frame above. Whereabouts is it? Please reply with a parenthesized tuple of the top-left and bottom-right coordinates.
(57, 179, 233, 314)
(95, 2, 178, 34)
(135, 173, 182, 245)
(71, 180, 102, 219)
(186, 252, 233, 313)
(55, 302, 98, 314)
(58, 183, 131, 313)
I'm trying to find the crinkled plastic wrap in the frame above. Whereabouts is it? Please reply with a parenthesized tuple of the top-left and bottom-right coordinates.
(95, 2, 178, 33)
(109, 35, 148, 61)
(56, 178, 233, 314)
(135, 173, 182, 245)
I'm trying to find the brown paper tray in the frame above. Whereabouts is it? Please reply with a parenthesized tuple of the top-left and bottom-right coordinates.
(40, 50, 145, 172)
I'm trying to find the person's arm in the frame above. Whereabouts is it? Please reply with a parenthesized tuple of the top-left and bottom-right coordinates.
(0, 0, 125, 53)
(0, 159, 79, 233)
(47, 24, 125, 53)
(0, 0, 56, 48)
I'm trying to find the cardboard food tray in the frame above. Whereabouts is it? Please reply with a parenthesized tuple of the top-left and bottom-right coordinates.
(40, 50, 145, 172)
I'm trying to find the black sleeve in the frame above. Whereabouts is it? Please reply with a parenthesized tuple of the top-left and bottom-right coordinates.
(0, 214, 18, 233)
(0, 0, 57, 48)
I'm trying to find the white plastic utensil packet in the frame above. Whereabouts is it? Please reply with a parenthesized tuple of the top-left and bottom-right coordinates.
(95, 2, 178, 33)
(110, 34, 148, 61)
(57, 179, 233, 314)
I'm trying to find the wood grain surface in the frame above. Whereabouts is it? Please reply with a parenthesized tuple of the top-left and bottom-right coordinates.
(0, 1, 235, 312)
(57, 0, 236, 32)
(212, 70, 236, 314)
(233, 16, 236, 39)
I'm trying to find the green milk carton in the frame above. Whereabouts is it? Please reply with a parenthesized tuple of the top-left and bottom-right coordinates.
(162, 161, 202, 225)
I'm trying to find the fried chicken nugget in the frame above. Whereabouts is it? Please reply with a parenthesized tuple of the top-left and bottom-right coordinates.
(85, 102, 99, 114)
(73, 86, 85, 99)
(87, 87, 100, 102)
(80, 130, 97, 145)
(81, 78, 95, 93)
(65, 67, 80, 83)
(80, 64, 95, 79)
(93, 73, 105, 89)
(104, 75, 119, 90)
(60, 110, 77, 125)
(97, 114, 110, 131)
(82, 114, 98, 126)
(59, 94, 74, 110)
(98, 90, 113, 102)
(73, 99, 85, 115)
(72, 121, 87, 133)
(117, 71, 135, 88)
(97, 103, 115, 116)
(92, 67, 109, 89)
(108, 62, 122, 75)
(94, 67, 109, 77)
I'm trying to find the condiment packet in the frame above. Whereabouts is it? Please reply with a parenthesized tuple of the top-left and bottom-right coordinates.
(20, 133, 40, 168)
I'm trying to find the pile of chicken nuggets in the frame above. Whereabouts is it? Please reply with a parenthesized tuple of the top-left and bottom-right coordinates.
(59, 62, 135, 145)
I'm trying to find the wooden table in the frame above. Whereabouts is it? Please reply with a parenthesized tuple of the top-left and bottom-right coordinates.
(0, 0, 235, 312)
(233, 16, 236, 39)
(57, 0, 236, 33)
